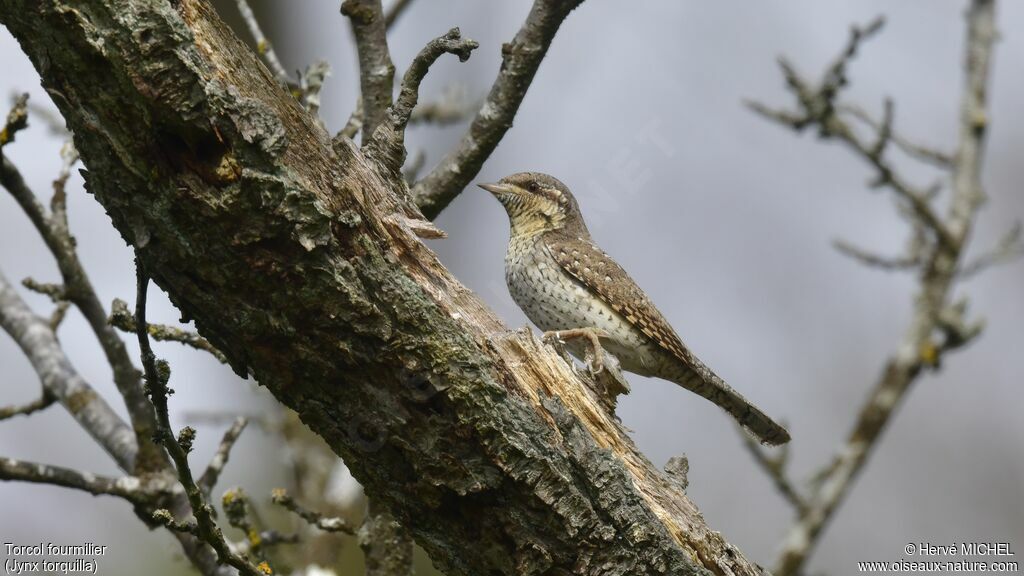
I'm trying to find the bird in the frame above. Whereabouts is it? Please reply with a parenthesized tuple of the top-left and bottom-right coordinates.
(479, 172, 790, 445)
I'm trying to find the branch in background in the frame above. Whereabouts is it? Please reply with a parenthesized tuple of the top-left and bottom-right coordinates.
(739, 431, 807, 515)
(0, 117, 165, 473)
(408, 87, 479, 127)
(222, 488, 266, 560)
(0, 457, 152, 505)
(135, 266, 266, 576)
(367, 28, 478, 175)
(382, 0, 414, 28)
(234, 0, 289, 84)
(838, 103, 954, 167)
(271, 489, 356, 534)
(341, 0, 395, 145)
(22, 277, 66, 301)
(0, 93, 28, 147)
(747, 46, 956, 249)
(412, 0, 586, 219)
(0, 390, 55, 421)
(0, 270, 139, 469)
(750, 4, 1000, 574)
(299, 60, 331, 117)
(109, 298, 229, 364)
(958, 221, 1024, 278)
(198, 417, 249, 497)
(832, 238, 922, 271)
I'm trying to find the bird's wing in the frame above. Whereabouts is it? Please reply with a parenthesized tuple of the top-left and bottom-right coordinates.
(543, 235, 697, 367)
(545, 234, 791, 446)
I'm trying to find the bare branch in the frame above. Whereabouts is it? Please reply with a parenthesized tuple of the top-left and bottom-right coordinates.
(0, 270, 138, 469)
(0, 390, 55, 421)
(768, 3, 999, 574)
(233, 0, 289, 83)
(832, 238, 921, 271)
(341, 0, 395, 145)
(958, 221, 1024, 278)
(0, 457, 152, 505)
(747, 20, 956, 251)
(739, 431, 807, 514)
(198, 417, 250, 497)
(382, 0, 414, 28)
(838, 103, 954, 167)
(109, 298, 229, 364)
(21, 277, 66, 301)
(367, 28, 478, 174)
(1, 147, 164, 473)
(271, 488, 356, 534)
(412, 0, 586, 218)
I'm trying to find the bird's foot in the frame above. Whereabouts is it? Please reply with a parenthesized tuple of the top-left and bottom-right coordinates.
(542, 327, 609, 374)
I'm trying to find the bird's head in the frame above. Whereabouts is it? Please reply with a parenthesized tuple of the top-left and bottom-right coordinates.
(478, 172, 587, 237)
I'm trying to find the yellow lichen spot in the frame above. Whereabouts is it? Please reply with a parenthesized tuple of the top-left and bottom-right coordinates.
(257, 39, 268, 55)
(0, 128, 9, 145)
(257, 561, 272, 574)
(214, 152, 241, 183)
(222, 489, 237, 505)
(972, 110, 988, 130)
(919, 341, 939, 366)
(248, 529, 261, 547)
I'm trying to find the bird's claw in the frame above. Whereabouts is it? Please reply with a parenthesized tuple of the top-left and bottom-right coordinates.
(542, 327, 609, 375)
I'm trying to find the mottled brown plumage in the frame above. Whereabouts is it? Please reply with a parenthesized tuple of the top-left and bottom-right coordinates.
(480, 172, 790, 445)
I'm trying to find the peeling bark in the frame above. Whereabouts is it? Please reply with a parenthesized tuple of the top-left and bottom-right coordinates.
(0, 2, 765, 574)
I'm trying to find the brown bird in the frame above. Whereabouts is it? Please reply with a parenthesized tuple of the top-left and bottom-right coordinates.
(480, 172, 790, 445)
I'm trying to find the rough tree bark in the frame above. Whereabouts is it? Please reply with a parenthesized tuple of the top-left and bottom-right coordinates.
(0, 2, 762, 574)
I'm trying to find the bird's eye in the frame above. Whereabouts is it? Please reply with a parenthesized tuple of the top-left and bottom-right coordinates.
(527, 182, 540, 193)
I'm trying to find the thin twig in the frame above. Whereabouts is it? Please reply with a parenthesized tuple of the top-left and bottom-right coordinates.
(739, 432, 807, 514)
(271, 488, 356, 534)
(746, 15, 959, 251)
(832, 239, 921, 271)
(838, 103, 954, 167)
(234, 0, 289, 83)
(958, 221, 1024, 278)
(135, 262, 266, 576)
(198, 417, 249, 496)
(109, 298, 229, 364)
(412, 0, 586, 218)
(383, 0, 415, 28)
(0, 390, 56, 421)
(367, 27, 478, 174)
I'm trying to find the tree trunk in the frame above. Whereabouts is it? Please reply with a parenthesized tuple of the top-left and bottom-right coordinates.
(0, 2, 766, 574)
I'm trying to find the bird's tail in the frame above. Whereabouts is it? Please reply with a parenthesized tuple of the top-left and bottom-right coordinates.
(670, 356, 790, 446)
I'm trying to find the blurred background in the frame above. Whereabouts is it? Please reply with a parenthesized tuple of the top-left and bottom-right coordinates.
(1, 0, 1021, 574)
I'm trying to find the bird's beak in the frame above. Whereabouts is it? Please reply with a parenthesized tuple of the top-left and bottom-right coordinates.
(477, 182, 514, 196)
